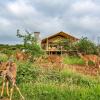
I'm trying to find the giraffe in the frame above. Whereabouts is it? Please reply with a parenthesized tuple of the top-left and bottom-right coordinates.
(0, 61, 24, 100)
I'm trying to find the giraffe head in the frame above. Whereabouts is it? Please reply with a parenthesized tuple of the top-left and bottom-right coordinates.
(0, 62, 8, 76)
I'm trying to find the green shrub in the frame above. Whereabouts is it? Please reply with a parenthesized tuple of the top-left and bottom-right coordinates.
(0, 53, 8, 61)
(1, 49, 14, 56)
(17, 30, 44, 61)
(16, 62, 40, 84)
(75, 37, 97, 54)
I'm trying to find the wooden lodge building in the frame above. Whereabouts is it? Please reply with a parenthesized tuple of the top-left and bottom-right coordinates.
(40, 31, 79, 55)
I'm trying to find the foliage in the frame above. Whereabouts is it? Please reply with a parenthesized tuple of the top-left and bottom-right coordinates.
(74, 37, 97, 54)
(0, 44, 23, 50)
(96, 44, 100, 55)
(16, 30, 44, 60)
(63, 56, 84, 65)
(0, 53, 8, 61)
(0, 44, 23, 57)
(13, 61, 100, 100)
(16, 62, 40, 83)
(14, 82, 100, 100)
(0, 54, 100, 100)
(1, 49, 14, 57)
(57, 38, 71, 50)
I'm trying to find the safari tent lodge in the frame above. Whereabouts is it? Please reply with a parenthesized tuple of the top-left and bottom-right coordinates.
(41, 31, 79, 55)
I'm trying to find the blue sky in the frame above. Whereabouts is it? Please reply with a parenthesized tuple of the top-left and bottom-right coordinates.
(0, 0, 100, 44)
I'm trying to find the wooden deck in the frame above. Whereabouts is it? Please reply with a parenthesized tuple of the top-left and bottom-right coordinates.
(45, 50, 78, 55)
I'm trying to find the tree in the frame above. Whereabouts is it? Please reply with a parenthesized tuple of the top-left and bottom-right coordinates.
(75, 37, 97, 54)
(16, 30, 44, 60)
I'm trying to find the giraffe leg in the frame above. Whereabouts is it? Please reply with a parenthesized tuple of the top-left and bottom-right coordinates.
(10, 83, 14, 100)
(6, 81, 9, 96)
(15, 84, 24, 100)
(1, 78, 5, 98)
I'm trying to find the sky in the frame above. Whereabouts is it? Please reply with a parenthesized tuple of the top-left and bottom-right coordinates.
(0, 0, 100, 44)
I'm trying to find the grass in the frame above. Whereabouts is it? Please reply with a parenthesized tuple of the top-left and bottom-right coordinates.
(13, 67, 100, 100)
(63, 55, 95, 66)
(63, 56, 84, 65)
(13, 63, 100, 100)
(0, 54, 100, 100)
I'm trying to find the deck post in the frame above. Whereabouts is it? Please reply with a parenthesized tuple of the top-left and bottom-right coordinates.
(46, 38, 48, 51)
(61, 46, 62, 56)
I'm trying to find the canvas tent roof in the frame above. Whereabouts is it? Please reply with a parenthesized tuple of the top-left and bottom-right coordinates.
(42, 31, 79, 43)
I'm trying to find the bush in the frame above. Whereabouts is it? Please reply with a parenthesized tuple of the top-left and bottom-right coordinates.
(1, 49, 15, 57)
(0, 53, 8, 61)
(16, 62, 40, 83)
(75, 37, 97, 54)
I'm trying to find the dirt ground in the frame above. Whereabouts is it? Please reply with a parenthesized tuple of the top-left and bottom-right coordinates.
(0, 97, 9, 100)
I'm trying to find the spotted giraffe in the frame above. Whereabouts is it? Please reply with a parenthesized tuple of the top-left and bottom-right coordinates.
(0, 61, 24, 100)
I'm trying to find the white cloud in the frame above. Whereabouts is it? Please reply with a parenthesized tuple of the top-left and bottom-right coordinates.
(7, 0, 38, 17)
(71, 0, 100, 13)
(0, 17, 13, 32)
(38, 17, 63, 33)
(79, 16, 100, 31)
(0, 0, 100, 44)
(0, 17, 11, 27)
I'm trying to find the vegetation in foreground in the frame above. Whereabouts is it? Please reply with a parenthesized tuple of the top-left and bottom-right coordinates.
(0, 58, 100, 100)
(16, 61, 100, 100)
